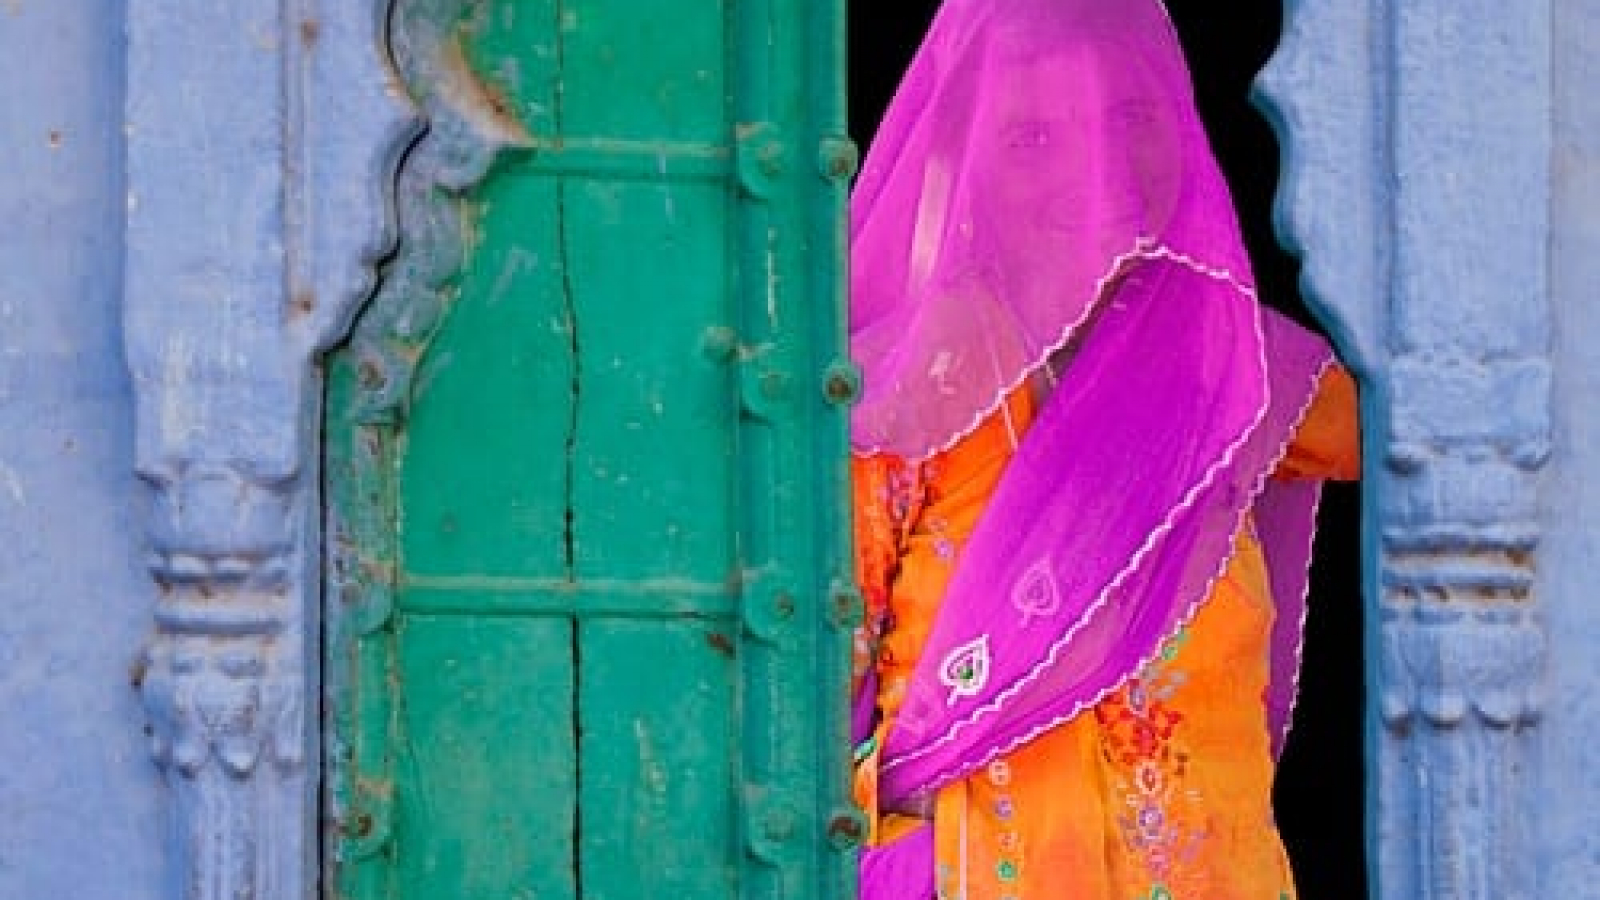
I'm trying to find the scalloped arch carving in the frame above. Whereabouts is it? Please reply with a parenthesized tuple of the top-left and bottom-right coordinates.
(339, 0, 532, 424)
(1256, 2, 1550, 897)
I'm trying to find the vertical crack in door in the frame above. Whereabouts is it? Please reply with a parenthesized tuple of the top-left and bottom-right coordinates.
(552, 3, 583, 891)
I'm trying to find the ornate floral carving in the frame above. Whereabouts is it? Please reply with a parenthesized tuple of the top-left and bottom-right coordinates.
(124, 1, 413, 897)
(139, 629, 306, 899)
(1373, 399, 1548, 898)
(134, 465, 309, 900)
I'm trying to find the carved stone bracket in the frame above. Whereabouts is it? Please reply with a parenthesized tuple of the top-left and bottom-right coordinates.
(124, 2, 415, 897)
(1258, 1, 1551, 898)
(344, 0, 531, 424)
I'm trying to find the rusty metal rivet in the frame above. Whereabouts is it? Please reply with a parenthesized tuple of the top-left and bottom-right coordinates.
(818, 137, 860, 181)
(704, 631, 736, 659)
(831, 585, 863, 628)
(357, 358, 387, 391)
(774, 592, 796, 620)
(827, 813, 866, 850)
(822, 361, 861, 405)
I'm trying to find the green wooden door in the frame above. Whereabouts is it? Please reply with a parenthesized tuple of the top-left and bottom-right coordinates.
(324, 2, 857, 898)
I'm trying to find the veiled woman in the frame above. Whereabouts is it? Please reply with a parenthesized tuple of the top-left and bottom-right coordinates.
(848, 1, 1360, 897)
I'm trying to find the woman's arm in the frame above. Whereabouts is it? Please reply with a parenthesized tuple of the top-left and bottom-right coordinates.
(1276, 364, 1362, 482)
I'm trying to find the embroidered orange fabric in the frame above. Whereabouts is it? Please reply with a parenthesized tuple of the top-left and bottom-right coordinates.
(852, 366, 1359, 899)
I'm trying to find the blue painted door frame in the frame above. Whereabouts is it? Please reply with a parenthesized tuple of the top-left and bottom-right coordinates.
(1258, 3, 1551, 895)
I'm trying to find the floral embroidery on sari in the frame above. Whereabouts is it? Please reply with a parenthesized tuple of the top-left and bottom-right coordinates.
(987, 759, 1023, 899)
(1095, 630, 1206, 897)
(853, 455, 928, 693)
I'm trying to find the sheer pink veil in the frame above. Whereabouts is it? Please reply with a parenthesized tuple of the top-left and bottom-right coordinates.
(849, 0, 1335, 809)
(851, 0, 1251, 460)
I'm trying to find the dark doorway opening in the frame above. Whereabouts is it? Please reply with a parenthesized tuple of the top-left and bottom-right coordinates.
(848, 4, 1368, 898)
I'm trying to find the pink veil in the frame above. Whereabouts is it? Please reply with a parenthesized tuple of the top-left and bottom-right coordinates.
(851, 0, 1252, 460)
(849, 0, 1333, 810)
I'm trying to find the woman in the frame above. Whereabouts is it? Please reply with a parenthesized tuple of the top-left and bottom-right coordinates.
(848, 1, 1360, 898)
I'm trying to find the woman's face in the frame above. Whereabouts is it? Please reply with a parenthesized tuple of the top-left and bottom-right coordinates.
(983, 49, 1181, 245)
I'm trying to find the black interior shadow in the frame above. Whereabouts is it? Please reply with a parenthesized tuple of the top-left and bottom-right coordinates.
(848, 3, 1368, 897)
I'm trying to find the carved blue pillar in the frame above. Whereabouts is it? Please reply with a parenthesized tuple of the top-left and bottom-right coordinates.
(123, 2, 413, 896)
(1259, 1, 1549, 898)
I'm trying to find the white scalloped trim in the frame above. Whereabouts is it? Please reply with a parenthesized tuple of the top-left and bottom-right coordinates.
(879, 279, 1272, 783)
(851, 239, 1259, 463)
(879, 326, 1335, 799)
(1265, 366, 1335, 753)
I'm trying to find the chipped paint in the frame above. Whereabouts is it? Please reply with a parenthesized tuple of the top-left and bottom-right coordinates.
(0, 462, 26, 508)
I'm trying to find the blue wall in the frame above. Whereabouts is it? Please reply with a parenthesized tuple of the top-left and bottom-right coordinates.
(1543, 1, 1600, 892)
(0, 2, 166, 896)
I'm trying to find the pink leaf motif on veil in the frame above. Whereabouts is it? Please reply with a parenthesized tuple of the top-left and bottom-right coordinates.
(1012, 557, 1062, 626)
(940, 635, 992, 707)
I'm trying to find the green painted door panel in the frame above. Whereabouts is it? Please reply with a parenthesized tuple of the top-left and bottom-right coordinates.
(578, 621, 739, 899)
(565, 180, 737, 582)
(326, 2, 855, 898)
(395, 616, 577, 898)
(399, 174, 570, 580)
(557, 1, 728, 141)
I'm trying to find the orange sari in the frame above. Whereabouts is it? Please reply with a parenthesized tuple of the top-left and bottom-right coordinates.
(854, 367, 1359, 899)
